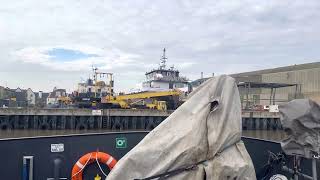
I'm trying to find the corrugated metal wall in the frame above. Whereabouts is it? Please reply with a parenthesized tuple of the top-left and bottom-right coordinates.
(261, 67, 320, 104)
(234, 64, 320, 107)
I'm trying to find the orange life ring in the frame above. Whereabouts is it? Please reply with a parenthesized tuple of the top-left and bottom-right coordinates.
(71, 151, 117, 180)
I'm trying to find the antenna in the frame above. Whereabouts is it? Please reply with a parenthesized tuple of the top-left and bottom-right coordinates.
(160, 48, 167, 70)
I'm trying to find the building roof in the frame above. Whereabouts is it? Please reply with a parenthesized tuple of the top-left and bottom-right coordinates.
(34, 92, 49, 100)
(14, 89, 27, 102)
(231, 62, 320, 77)
(55, 89, 66, 92)
(48, 88, 66, 98)
(237, 82, 297, 89)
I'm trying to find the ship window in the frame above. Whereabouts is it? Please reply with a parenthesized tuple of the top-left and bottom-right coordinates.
(175, 83, 187, 88)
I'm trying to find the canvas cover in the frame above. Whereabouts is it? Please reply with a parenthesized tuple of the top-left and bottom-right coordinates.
(280, 99, 320, 158)
(107, 75, 256, 180)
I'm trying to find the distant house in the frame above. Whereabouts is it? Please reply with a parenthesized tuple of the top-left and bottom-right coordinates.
(0, 87, 15, 107)
(0, 86, 10, 107)
(26, 88, 36, 106)
(13, 88, 28, 107)
(0, 86, 5, 99)
(35, 91, 49, 108)
(2, 87, 14, 97)
(0, 86, 50, 108)
(47, 88, 67, 106)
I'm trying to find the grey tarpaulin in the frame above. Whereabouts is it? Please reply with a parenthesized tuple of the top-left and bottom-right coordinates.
(107, 75, 256, 180)
(279, 99, 320, 158)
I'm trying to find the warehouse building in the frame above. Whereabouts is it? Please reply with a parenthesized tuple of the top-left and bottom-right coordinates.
(231, 62, 320, 108)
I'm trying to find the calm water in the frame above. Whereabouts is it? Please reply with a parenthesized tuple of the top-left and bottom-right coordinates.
(0, 129, 287, 142)
(242, 130, 287, 142)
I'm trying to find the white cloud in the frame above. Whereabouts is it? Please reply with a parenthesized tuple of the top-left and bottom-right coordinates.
(0, 0, 319, 92)
(11, 45, 141, 72)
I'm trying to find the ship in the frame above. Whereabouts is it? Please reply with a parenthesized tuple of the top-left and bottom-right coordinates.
(140, 48, 190, 92)
(72, 67, 114, 108)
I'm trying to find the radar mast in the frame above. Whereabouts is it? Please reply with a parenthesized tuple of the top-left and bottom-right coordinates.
(159, 48, 167, 70)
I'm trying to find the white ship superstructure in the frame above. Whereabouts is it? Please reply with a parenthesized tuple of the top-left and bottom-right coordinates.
(142, 48, 189, 92)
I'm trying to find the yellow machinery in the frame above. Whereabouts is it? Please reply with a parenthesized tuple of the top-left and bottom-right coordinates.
(58, 96, 72, 105)
(92, 67, 114, 98)
(102, 90, 181, 110)
(91, 101, 97, 108)
(146, 100, 167, 111)
(115, 90, 181, 101)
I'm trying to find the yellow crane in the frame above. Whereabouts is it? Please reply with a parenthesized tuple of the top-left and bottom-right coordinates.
(102, 90, 181, 110)
(92, 67, 114, 98)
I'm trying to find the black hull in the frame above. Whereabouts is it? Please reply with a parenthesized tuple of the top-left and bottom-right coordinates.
(0, 132, 318, 179)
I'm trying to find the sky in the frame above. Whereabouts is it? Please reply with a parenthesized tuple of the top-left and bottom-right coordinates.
(0, 0, 319, 92)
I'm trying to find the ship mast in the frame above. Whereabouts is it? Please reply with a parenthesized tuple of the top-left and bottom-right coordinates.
(92, 66, 114, 98)
(160, 48, 167, 70)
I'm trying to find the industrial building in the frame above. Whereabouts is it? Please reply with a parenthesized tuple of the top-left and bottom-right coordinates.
(231, 62, 320, 108)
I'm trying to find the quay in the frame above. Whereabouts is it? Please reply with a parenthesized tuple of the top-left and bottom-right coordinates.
(0, 108, 281, 131)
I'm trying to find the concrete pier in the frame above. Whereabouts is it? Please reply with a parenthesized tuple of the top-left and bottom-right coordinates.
(0, 108, 281, 130)
(242, 111, 282, 130)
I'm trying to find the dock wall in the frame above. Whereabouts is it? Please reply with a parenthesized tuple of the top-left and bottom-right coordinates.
(0, 108, 281, 130)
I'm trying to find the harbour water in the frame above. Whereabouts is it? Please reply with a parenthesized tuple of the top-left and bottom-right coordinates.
(0, 129, 287, 142)
(242, 130, 287, 142)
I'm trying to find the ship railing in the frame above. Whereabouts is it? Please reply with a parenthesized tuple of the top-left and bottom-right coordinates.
(149, 76, 189, 82)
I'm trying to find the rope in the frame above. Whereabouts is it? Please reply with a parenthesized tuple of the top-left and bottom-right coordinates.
(95, 151, 108, 177)
(257, 151, 286, 180)
(71, 153, 93, 178)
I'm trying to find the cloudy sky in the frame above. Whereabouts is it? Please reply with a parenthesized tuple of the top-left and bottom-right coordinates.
(0, 0, 319, 92)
